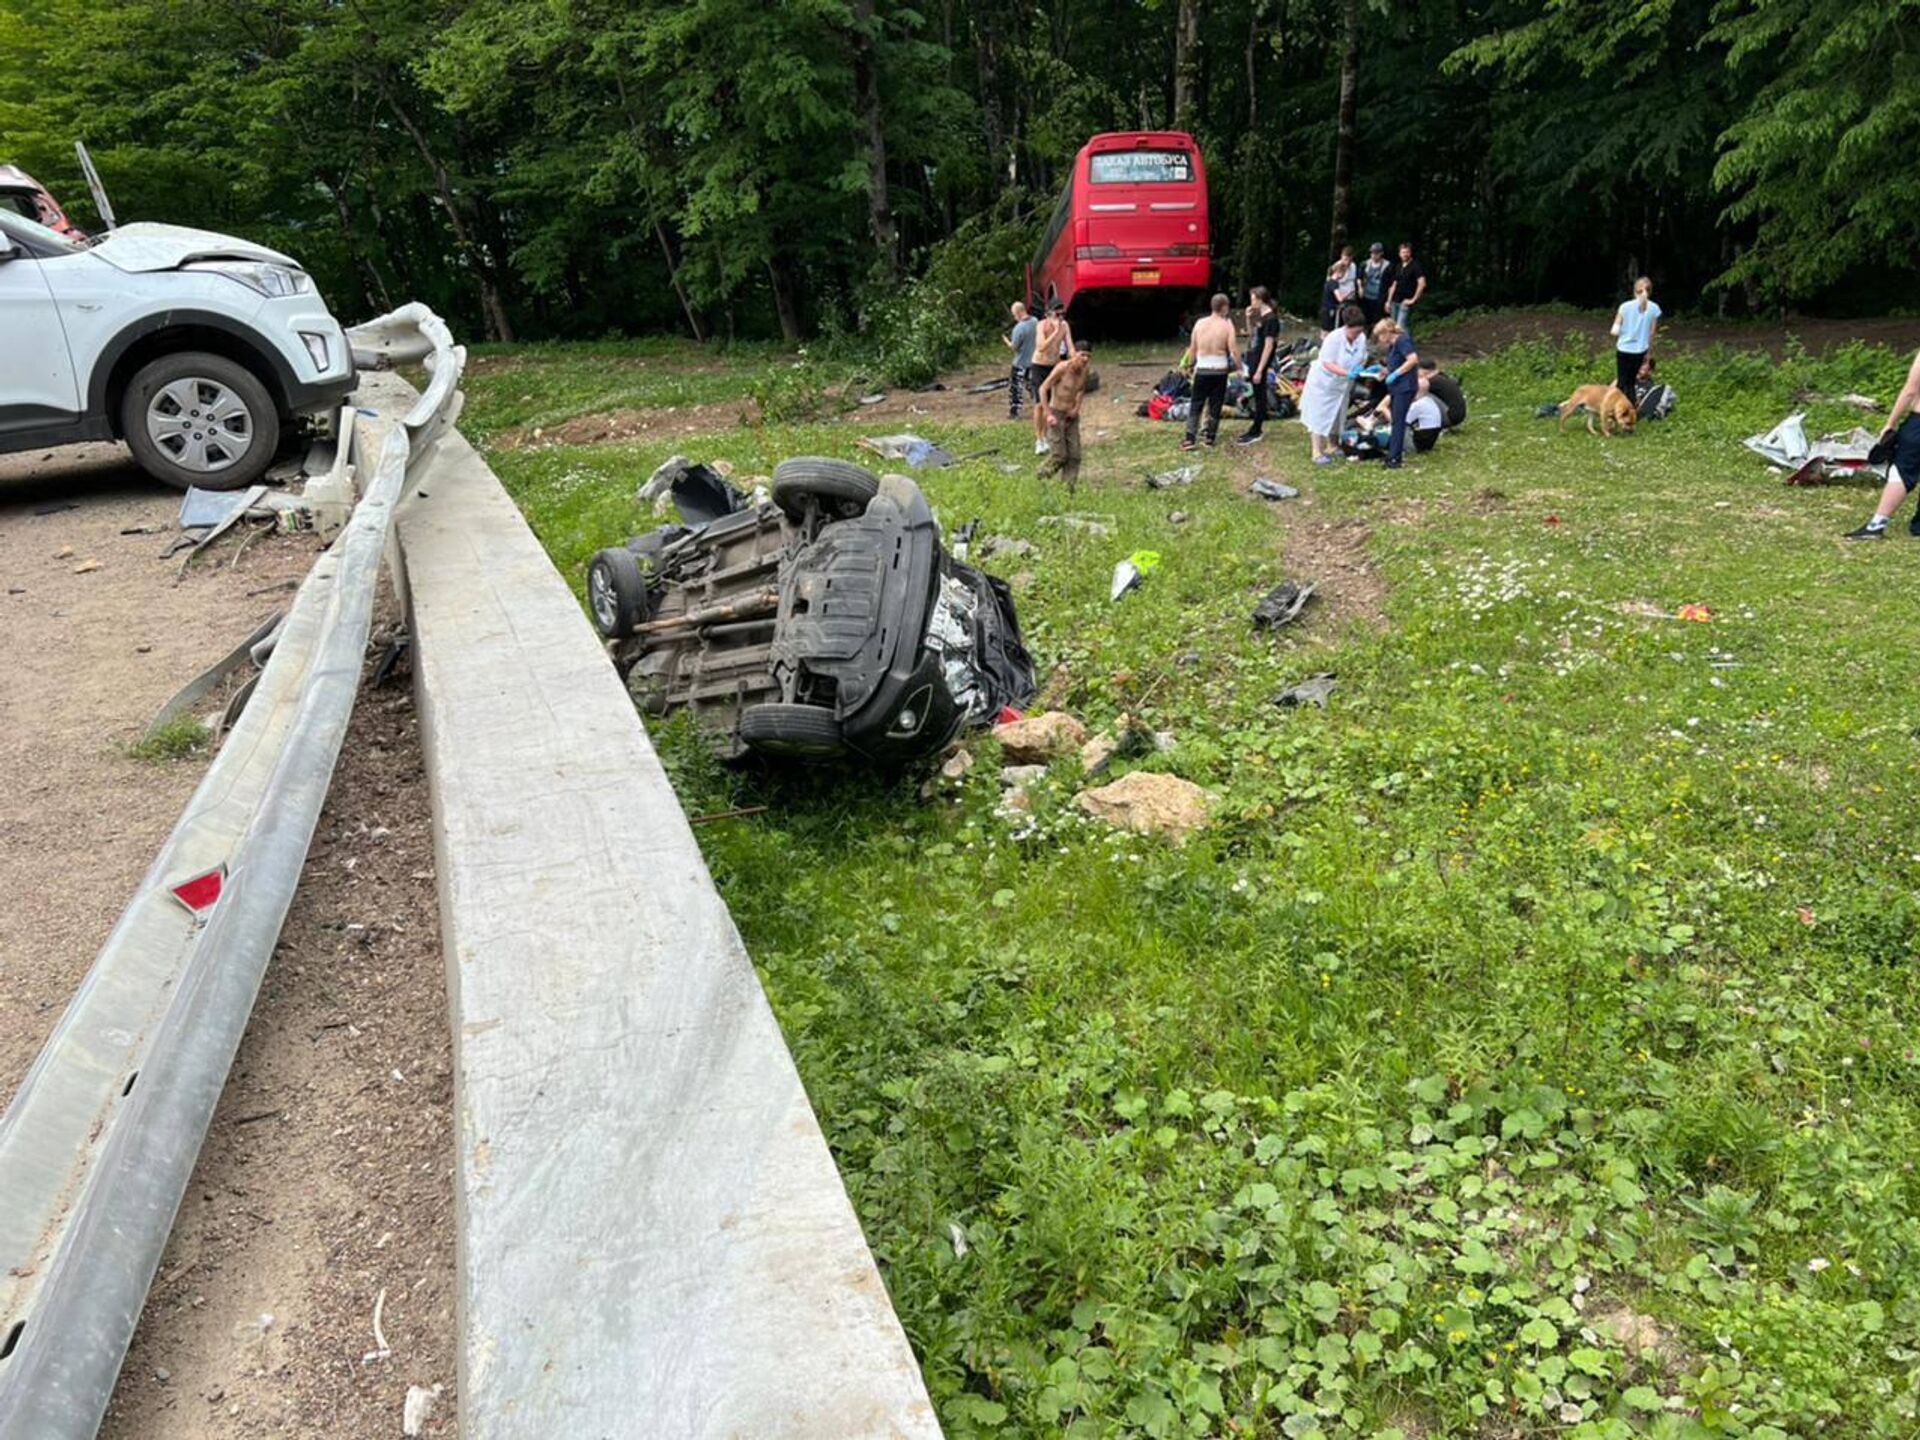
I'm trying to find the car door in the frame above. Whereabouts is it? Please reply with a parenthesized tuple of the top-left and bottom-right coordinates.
(0, 230, 81, 434)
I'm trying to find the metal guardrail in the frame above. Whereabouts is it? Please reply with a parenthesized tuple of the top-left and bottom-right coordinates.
(0, 308, 464, 1439)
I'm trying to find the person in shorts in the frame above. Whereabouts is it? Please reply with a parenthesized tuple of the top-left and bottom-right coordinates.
(1846, 347, 1920, 539)
(1038, 349, 1092, 490)
(1029, 302, 1072, 454)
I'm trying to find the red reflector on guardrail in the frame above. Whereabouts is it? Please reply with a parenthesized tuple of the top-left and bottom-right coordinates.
(169, 867, 225, 913)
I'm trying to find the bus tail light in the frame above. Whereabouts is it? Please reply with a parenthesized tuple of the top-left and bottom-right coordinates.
(1074, 244, 1121, 259)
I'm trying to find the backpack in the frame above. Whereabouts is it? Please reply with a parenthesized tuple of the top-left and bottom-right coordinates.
(1636, 383, 1675, 421)
(1146, 392, 1176, 421)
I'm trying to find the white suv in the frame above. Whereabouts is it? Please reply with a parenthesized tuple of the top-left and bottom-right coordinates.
(0, 209, 355, 490)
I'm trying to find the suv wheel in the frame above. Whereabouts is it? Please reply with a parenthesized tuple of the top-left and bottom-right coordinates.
(586, 547, 650, 638)
(770, 457, 879, 523)
(122, 352, 279, 491)
(738, 702, 847, 759)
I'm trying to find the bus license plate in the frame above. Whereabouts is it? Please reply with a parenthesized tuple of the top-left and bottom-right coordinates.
(1131, 268, 1160, 285)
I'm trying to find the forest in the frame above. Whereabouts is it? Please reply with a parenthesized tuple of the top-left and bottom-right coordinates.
(1, 0, 1915, 344)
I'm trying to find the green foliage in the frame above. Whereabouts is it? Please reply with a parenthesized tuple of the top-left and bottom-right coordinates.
(128, 714, 210, 762)
(480, 333, 1920, 1437)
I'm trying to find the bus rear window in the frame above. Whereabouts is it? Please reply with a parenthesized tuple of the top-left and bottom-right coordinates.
(1089, 150, 1192, 185)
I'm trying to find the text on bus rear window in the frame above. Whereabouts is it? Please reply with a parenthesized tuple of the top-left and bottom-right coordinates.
(1089, 151, 1192, 185)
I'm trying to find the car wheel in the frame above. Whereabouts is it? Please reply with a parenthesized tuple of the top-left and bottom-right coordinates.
(587, 547, 650, 638)
(770, 457, 879, 523)
(738, 702, 847, 759)
(121, 352, 279, 492)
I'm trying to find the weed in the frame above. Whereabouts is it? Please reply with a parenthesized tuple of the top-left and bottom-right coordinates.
(128, 714, 210, 761)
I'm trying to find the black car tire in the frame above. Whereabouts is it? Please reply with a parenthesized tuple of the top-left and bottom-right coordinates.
(771, 457, 879, 522)
(587, 547, 649, 638)
(121, 351, 280, 492)
(739, 702, 848, 758)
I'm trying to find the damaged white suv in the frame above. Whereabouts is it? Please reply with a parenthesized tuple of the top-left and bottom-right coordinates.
(0, 209, 356, 490)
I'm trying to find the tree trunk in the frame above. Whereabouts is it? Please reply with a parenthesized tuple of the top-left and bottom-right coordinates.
(767, 256, 803, 343)
(322, 175, 393, 316)
(1329, 0, 1360, 255)
(653, 217, 706, 341)
(380, 79, 514, 342)
(851, 0, 898, 280)
(1172, 0, 1203, 131)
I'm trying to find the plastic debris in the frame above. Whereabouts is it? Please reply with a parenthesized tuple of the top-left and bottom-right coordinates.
(860, 433, 958, 469)
(1036, 512, 1117, 537)
(1252, 580, 1315, 629)
(402, 1384, 443, 1437)
(1744, 413, 1881, 484)
(1110, 549, 1162, 602)
(1676, 604, 1713, 623)
(1250, 478, 1300, 501)
(1273, 672, 1338, 708)
(1146, 464, 1200, 490)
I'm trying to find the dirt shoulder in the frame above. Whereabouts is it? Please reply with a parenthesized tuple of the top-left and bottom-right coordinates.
(99, 618, 457, 1439)
(0, 448, 321, 1099)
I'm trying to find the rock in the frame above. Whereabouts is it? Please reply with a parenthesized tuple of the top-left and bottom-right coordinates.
(939, 749, 974, 781)
(1079, 734, 1120, 778)
(999, 764, 1048, 788)
(993, 711, 1087, 764)
(1076, 771, 1212, 841)
(402, 1384, 443, 1437)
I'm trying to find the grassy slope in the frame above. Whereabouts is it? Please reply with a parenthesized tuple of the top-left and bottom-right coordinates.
(468, 332, 1920, 1440)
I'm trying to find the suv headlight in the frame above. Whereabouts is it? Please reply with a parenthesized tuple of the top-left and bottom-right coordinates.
(183, 259, 314, 298)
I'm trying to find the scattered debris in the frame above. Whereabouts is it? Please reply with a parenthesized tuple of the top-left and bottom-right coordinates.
(1839, 393, 1879, 411)
(1076, 771, 1212, 841)
(1110, 549, 1162, 602)
(363, 1287, 392, 1364)
(1250, 478, 1300, 501)
(1167, 511, 1190, 525)
(1146, 464, 1200, 490)
(948, 1221, 970, 1258)
(402, 1384, 443, 1437)
(119, 523, 166, 536)
(1273, 672, 1338, 708)
(1079, 733, 1120, 777)
(1676, 603, 1713, 622)
(966, 377, 1011, 394)
(859, 433, 957, 468)
(72, 559, 102, 574)
(1252, 580, 1315, 629)
(857, 392, 888, 405)
(1744, 413, 1882, 484)
(54, 544, 74, 559)
(993, 711, 1088, 764)
(999, 763, 1049, 788)
(636, 453, 693, 505)
(34, 501, 78, 516)
(939, 749, 975, 781)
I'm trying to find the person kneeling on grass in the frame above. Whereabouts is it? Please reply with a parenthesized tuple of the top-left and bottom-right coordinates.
(1039, 349, 1092, 491)
(1847, 347, 1920, 539)
(1374, 316, 1419, 469)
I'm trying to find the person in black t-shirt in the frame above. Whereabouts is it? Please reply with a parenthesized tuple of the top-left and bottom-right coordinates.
(1387, 241, 1427, 333)
(1237, 286, 1281, 445)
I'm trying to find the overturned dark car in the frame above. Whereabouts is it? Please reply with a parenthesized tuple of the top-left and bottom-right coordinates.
(586, 457, 1036, 763)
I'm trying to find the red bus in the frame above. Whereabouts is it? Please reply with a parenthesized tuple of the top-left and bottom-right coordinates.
(1028, 131, 1210, 329)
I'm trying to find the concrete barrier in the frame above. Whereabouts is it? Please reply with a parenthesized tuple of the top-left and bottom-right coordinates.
(374, 372, 940, 1438)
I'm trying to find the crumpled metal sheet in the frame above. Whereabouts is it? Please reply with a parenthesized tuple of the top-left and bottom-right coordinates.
(1744, 413, 1879, 482)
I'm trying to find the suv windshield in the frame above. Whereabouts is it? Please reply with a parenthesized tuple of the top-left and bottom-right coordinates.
(0, 207, 85, 254)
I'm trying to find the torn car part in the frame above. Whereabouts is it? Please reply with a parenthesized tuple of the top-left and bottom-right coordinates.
(1253, 580, 1315, 630)
(140, 610, 284, 742)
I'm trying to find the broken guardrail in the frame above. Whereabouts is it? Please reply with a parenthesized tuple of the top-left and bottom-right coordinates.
(0, 308, 464, 1439)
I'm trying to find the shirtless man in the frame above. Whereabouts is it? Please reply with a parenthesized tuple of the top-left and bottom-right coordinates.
(1038, 348, 1093, 491)
(1029, 303, 1074, 455)
(1846, 346, 1920, 539)
(1182, 293, 1236, 451)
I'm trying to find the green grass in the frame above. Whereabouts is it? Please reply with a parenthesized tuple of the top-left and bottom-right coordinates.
(476, 335, 1920, 1440)
(127, 713, 210, 761)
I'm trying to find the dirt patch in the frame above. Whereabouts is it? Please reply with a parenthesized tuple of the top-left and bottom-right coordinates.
(488, 401, 749, 451)
(1427, 309, 1920, 364)
(0, 452, 323, 1100)
(1588, 1300, 1686, 1382)
(100, 615, 457, 1439)
(1283, 517, 1387, 628)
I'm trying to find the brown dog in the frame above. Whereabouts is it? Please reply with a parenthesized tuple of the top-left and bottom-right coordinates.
(1557, 383, 1637, 436)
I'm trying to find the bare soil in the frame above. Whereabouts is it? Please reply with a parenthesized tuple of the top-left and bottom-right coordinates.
(99, 613, 457, 1439)
(0, 446, 321, 1098)
(489, 400, 753, 451)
